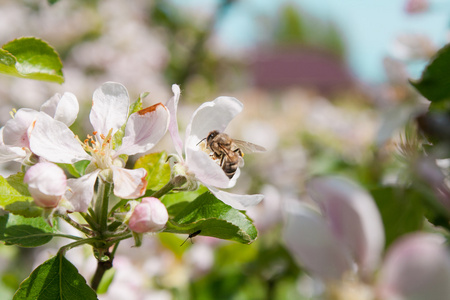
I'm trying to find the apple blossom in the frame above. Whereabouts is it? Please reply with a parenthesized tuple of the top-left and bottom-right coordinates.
(27, 82, 170, 212)
(377, 233, 450, 300)
(283, 176, 385, 282)
(24, 162, 67, 208)
(0, 92, 79, 164)
(165, 85, 263, 210)
(128, 197, 169, 233)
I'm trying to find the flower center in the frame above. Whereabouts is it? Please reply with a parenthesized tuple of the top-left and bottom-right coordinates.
(197, 140, 220, 165)
(82, 129, 119, 170)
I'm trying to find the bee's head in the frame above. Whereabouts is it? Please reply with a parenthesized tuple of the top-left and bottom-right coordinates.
(206, 130, 219, 143)
(197, 130, 219, 146)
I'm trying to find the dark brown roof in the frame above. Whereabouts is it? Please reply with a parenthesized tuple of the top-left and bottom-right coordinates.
(250, 47, 354, 93)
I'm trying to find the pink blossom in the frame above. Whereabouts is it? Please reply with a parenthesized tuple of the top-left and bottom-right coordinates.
(377, 233, 450, 300)
(128, 197, 168, 233)
(284, 176, 385, 281)
(24, 162, 67, 208)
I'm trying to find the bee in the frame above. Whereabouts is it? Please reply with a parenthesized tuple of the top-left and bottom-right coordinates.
(201, 130, 266, 179)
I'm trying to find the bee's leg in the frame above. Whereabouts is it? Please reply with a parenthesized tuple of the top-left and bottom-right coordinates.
(220, 155, 225, 167)
(234, 148, 243, 157)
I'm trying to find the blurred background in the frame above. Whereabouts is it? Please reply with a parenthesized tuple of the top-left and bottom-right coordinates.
(1, 0, 449, 299)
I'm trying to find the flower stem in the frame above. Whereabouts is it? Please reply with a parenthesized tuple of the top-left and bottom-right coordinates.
(94, 179, 112, 234)
(57, 213, 93, 236)
(151, 175, 187, 198)
(58, 237, 99, 255)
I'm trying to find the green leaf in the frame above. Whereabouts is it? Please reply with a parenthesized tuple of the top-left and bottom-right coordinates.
(129, 92, 147, 116)
(13, 252, 97, 300)
(0, 214, 55, 247)
(371, 187, 425, 249)
(162, 185, 208, 215)
(5, 173, 30, 196)
(135, 151, 170, 191)
(0, 175, 43, 217)
(164, 192, 257, 244)
(60, 160, 90, 178)
(410, 43, 450, 102)
(0, 37, 64, 84)
(0, 174, 42, 217)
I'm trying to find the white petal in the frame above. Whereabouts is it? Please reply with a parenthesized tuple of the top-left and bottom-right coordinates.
(208, 186, 263, 210)
(307, 176, 385, 278)
(89, 82, 129, 138)
(0, 144, 26, 163)
(3, 108, 40, 148)
(40, 92, 79, 126)
(283, 201, 354, 281)
(29, 112, 91, 163)
(112, 167, 147, 199)
(377, 233, 450, 300)
(0, 128, 26, 162)
(115, 103, 169, 156)
(185, 96, 243, 151)
(186, 148, 230, 189)
(165, 84, 184, 157)
(65, 170, 100, 212)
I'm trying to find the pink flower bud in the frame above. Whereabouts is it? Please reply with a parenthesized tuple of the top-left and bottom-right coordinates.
(24, 162, 67, 208)
(128, 197, 168, 233)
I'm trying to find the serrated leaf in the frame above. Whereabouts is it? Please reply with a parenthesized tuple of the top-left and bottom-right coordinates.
(13, 252, 97, 300)
(0, 214, 55, 247)
(410, 43, 450, 102)
(135, 151, 170, 190)
(164, 192, 257, 244)
(0, 37, 64, 84)
(162, 185, 208, 215)
(371, 187, 425, 249)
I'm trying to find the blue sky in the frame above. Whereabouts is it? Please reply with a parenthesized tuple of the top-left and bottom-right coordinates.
(172, 0, 450, 83)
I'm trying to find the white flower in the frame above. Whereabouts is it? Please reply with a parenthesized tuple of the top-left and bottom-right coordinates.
(27, 82, 170, 212)
(283, 176, 385, 281)
(0, 92, 79, 164)
(166, 85, 263, 210)
(24, 162, 67, 208)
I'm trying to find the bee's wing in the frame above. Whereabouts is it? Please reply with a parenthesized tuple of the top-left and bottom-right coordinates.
(238, 156, 245, 167)
(233, 140, 266, 154)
